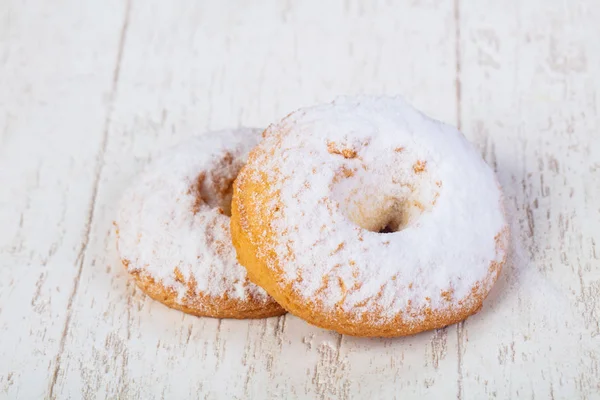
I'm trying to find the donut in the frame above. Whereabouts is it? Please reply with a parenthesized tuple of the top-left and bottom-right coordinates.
(115, 128, 285, 319)
(231, 96, 509, 336)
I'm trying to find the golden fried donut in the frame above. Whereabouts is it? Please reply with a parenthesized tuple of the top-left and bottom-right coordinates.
(116, 128, 285, 319)
(231, 97, 508, 336)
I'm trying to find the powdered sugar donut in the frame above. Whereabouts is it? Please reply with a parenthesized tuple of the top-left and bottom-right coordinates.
(116, 128, 285, 319)
(231, 97, 508, 336)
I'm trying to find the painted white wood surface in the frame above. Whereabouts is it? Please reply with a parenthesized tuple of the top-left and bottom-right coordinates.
(0, 0, 598, 399)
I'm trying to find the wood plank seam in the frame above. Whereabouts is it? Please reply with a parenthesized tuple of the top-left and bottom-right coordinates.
(454, 0, 465, 399)
(47, 1, 132, 397)
(454, 0, 463, 132)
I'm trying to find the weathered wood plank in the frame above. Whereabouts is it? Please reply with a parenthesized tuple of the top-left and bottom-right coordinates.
(0, 1, 128, 398)
(459, 0, 600, 398)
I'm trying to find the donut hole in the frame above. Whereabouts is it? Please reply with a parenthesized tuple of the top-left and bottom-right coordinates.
(376, 204, 406, 233)
(219, 194, 233, 217)
(344, 194, 426, 233)
(378, 224, 396, 234)
(193, 152, 243, 217)
(331, 165, 438, 233)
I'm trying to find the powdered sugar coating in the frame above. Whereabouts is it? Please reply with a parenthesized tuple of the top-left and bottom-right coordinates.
(116, 128, 272, 304)
(241, 96, 508, 324)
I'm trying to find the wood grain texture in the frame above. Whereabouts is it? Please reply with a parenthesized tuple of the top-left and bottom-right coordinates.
(0, 0, 598, 399)
(0, 1, 127, 398)
(459, 1, 600, 398)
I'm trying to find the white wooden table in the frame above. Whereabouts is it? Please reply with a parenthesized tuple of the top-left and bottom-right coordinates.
(1, 1, 599, 399)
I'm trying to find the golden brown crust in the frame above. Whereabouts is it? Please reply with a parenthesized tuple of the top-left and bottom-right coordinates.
(231, 147, 509, 337)
(127, 267, 286, 319)
(116, 223, 285, 319)
(114, 128, 287, 320)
